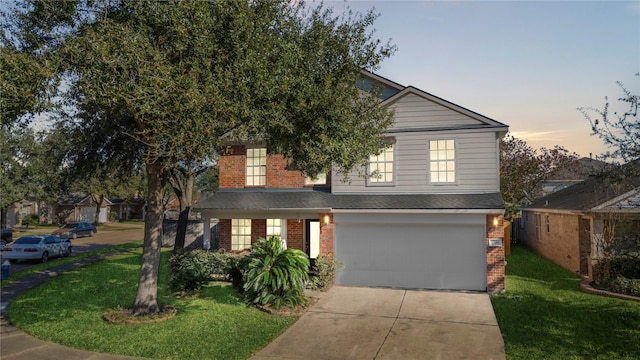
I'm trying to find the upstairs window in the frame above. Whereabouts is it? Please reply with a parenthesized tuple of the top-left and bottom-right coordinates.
(368, 143, 394, 184)
(246, 148, 266, 186)
(429, 140, 456, 183)
(231, 219, 252, 250)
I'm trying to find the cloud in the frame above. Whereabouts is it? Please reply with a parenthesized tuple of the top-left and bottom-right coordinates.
(508, 131, 564, 142)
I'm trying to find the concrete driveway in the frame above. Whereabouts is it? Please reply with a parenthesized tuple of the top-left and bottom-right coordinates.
(251, 286, 505, 360)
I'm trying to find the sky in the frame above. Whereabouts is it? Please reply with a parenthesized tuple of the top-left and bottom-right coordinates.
(324, 0, 640, 159)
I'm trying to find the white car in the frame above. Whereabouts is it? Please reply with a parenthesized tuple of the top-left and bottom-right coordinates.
(2, 235, 72, 263)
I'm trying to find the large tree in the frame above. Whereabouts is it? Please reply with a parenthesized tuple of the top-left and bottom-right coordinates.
(6, 0, 395, 315)
(500, 134, 578, 216)
(579, 74, 639, 163)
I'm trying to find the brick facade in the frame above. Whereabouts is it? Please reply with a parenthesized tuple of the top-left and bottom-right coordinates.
(522, 211, 581, 275)
(219, 145, 317, 189)
(286, 219, 304, 250)
(486, 214, 505, 292)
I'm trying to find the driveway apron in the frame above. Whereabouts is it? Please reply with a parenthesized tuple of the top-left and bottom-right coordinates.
(251, 286, 505, 360)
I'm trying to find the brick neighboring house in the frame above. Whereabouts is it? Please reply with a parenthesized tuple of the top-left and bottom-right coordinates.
(195, 71, 509, 292)
(521, 164, 640, 279)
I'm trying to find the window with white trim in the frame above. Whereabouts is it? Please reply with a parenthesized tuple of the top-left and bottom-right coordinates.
(246, 148, 266, 186)
(429, 140, 456, 183)
(231, 219, 252, 250)
(369, 144, 394, 184)
(266, 219, 282, 237)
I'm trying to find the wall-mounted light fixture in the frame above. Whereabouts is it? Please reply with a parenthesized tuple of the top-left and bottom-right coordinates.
(493, 216, 499, 226)
(323, 214, 330, 225)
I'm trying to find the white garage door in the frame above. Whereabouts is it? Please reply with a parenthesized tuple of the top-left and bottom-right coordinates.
(80, 207, 107, 223)
(334, 213, 487, 291)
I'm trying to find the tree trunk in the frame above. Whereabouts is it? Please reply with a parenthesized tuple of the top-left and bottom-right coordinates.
(133, 160, 164, 316)
(173, 206, 190, 252)
(93, 194, 104, 225)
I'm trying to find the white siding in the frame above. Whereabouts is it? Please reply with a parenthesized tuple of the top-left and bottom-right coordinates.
(332, 131, 500, 193)
(388, 93, 483, 130)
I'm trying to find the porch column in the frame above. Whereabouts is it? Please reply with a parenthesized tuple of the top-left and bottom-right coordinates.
(202, 216, 211, 250)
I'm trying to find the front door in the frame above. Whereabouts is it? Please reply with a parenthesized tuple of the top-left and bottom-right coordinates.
(305, 220, 320, 263)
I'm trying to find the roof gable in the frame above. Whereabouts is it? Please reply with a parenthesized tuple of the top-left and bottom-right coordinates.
(383, 86, 508, 131)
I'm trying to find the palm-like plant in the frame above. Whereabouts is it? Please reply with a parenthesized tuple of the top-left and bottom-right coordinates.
(243, 235, 310, 309)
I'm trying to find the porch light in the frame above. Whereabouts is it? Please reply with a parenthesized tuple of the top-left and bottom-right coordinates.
(493, 216, 499, 226)
(323, 215, 330, 225)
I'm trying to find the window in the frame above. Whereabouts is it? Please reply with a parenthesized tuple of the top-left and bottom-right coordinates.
(535, 214, 541, 241)
(305, 173, 327, 185)
(266, 219, 282, 237)
(429, 140, 456, 183)
(246, 148, 266, 186)
(231, 219, 252, 250)
(545, 215, 550, 233)
(369, 144, 394, 184)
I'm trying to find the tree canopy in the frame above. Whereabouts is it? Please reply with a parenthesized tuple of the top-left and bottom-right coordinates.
(500, 134, 579, 216)
(4, 0, 396, 315)
(579, 74, 639, 163)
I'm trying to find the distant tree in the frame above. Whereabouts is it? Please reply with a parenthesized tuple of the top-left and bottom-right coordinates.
(6, 0, 395, 316)
(579, 74, 639, 163)
(500, 134, 579, 216)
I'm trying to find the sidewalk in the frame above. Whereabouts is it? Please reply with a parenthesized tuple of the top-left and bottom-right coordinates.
(1, 250, 147, 360)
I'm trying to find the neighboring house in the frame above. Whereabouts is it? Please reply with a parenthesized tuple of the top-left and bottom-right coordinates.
(521, 165, 640, 279)
(541, 157, 609, 197)
(57, 194, 111, 224)
(109, 198, 145, 221)
(194, 71, 509, 292)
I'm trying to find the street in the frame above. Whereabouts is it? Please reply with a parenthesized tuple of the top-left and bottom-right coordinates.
(1, 223, 145, 272)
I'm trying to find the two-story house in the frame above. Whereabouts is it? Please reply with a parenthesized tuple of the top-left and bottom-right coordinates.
(195, 71, 508, 292)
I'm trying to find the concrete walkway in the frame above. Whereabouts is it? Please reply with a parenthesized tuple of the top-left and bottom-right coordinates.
(251, 286, 506, 360)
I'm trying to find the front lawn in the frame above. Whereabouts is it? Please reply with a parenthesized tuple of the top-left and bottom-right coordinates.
(492, 246, 640, 359)
(7, 248, 297, 360)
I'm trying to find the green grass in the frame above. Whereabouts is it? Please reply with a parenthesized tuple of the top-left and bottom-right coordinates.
(491, 246, 640, 360)
(0, 241, 143, 286)
(7, 248, 297, 360)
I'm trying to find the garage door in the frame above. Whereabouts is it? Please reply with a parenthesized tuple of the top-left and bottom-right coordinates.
(334, 213, 487, 291)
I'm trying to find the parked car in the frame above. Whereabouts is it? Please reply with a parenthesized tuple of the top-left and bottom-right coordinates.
(1, 228, 13, 245)
(52, 222, 97, 239)
(2, 235, 72, 263)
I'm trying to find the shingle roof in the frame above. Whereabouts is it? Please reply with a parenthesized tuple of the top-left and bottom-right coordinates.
(194, 188, 504, 211)
(525, 162, 640, 211)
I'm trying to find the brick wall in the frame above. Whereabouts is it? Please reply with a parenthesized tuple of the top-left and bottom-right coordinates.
(486, 214, 505, 292)
(219, 219, 231, 251)
(523, 211, 581, 275)
(320, 213, 334, 256)
(218, 145, 246, 189)
(286, 219, 304, 251)
(218, 145, 318, 189)
(266, 154, 307, 188)
(252, 219, 266, 245)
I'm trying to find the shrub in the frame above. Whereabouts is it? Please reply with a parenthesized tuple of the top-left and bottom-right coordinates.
(22, 214, 39, 228)
(310, 254, 343, 291)
(168, 249, 232, 292)
(243, 235, 310, 309)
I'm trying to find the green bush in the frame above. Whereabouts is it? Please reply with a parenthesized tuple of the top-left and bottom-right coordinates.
(168, 249, 234, 292)
(310, 253, 343, 291)
(243, 235, 310, 309)
(22, 214, 39, 228)
(610, 276, 640, 297)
